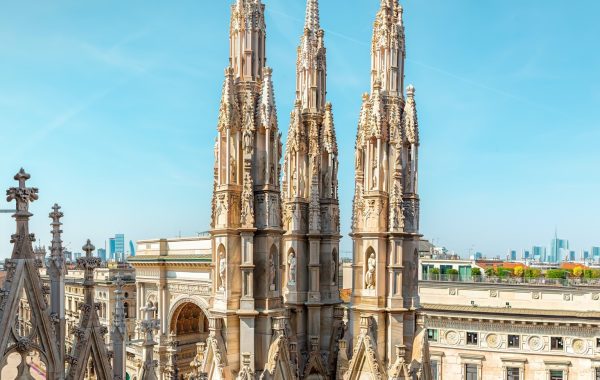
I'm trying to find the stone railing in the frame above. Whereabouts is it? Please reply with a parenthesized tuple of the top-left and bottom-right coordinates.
(421, 274, 600, 287)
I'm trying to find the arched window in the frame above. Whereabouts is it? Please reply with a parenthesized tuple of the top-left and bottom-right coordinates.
(123, 302, 129, 319)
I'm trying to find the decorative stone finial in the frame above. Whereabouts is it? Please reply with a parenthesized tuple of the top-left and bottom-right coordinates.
(82, 239, 95, 257)
(406, 84, 415, 97)
(6, 168, 38, 218)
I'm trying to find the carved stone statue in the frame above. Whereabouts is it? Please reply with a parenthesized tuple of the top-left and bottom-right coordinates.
(299, 171, 305, 198)
(288, 252, 297, 285)
(219, 253, 226, 290)
(365, 253, 376, 289)
(291, 171, 298, 197)
(331, 252, 336, 285)
(243, 130, 253, 155)
(229, 156, 236, 183)
(371, 160, 378, 190)
(356, 148, 363, 170)
(269, 254, 276, 291)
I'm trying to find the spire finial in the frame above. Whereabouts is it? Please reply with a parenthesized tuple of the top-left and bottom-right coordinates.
(49, 204, 64, 253)
(6, 168, 38, 219)
(304, 0, 320, 33)
(82, 239, 95, 258)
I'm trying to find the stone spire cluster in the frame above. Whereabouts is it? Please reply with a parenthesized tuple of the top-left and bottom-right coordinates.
(66, 240, 113, 380)
(344, 0, 430, 379)
(208, 0, 288, 377)
(48, 203, 67, 376)
(0, 170, 62, 379)
(281, 0, 343, 377)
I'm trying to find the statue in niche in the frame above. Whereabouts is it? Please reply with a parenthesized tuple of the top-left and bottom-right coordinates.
(260, 156, 266, 183)
(269, 254, 276, 291)
(331, 253, 336, 285)
(365, 253, 376, 289)
(382, 153, 388, 190)
(230, 156, 236, 183)
(219, 252, 226, 290)
(270, 165, 275, 185)
(214, 138, 219, 164)
(299, 171, 305, 198)
(371, 160, 378, 190)
(243, 130, 253, 155)
(356, 148, 363, 170)
(288, 252, 297, 285)
(291, 171, 298, 197)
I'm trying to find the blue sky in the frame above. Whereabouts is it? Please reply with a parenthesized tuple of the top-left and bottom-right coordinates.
(1, 0, 599, 259)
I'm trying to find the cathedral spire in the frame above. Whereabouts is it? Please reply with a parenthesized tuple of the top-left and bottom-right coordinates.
(296, 0, 326, 112)
(371, 0, 405, 94)
(230, 0, 266, 81)
(304, 0, 320, 33)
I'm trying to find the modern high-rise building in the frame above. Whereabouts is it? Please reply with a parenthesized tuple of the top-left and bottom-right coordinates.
(592, 246, 600, 259)
(97, 248, 107, 262)
(109, 238, 116, 260)
(109, 234, 125, 261)
(509, 250, 517, 261)
(532, 245, 546, 261)
(128, 240, 136, 257)
(568, 250, 576, 262)
(550, 237, 569, 263)
(582, 250, 590, 260)
(523, 250, 530, 259)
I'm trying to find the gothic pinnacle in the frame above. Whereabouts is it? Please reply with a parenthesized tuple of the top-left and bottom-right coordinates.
(304, 0, 320, 33)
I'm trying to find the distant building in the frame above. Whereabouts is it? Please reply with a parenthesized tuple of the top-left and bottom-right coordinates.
(474, 252, 483, 260)
(550, 237, 569, 263)
(568, 250, 576, 262)
(523, 250, 530, 260)
(509, 250, 517, 261)
(109, 238, 116, 260)
(583, 250, 590, 260)
(592, 246, 600, 259)
(97, 248, 107, 262)
(532, 246, 546, 261)
(128, 240, 136, 257)
(109, 234, 126, 262)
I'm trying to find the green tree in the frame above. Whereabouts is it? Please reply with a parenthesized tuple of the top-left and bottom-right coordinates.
(573, 266, 584, 277)
(430, 268, 440, 275)
(497, 267, 512, 278)
(546, 269, 568, 279)
(484, 267, 497, 277)
(471, 267, 482, 276)
(524, 268, 541, 278)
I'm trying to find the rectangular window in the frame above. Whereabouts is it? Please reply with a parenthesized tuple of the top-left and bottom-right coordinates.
(550, 337, 564, 350)
(506, 367, 520, 380)
(465, 364, 478, 380)
(431, 360, 439, 380)
(595, 368, 600, 380)
(596, 337, 600, 348)
(466, 332, 478, 345)
(549, 370, 563, 380)
(508, 335, 520, 348)
(428, 329, 439, 342)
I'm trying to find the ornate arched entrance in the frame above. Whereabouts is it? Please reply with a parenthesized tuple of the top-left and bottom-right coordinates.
(168, 299, 210, 378)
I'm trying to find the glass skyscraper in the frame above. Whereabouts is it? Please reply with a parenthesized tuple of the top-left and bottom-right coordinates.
(550, 238, 569, 263)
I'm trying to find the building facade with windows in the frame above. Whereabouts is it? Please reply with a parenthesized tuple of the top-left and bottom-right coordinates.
(420, 277, 600, 379)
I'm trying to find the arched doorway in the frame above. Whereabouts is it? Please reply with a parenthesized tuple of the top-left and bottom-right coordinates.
(169, 302, 209, 378)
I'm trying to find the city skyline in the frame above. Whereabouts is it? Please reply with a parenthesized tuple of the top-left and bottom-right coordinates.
(1, 0, 600, 259)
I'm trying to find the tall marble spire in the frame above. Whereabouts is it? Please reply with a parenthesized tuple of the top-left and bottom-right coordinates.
(371, 0, 405, 94)
(207, 1, 288, 378)
(229, 0, 266, 82)
(282, 0, 343, 377)
(345, 1, 431, 379)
